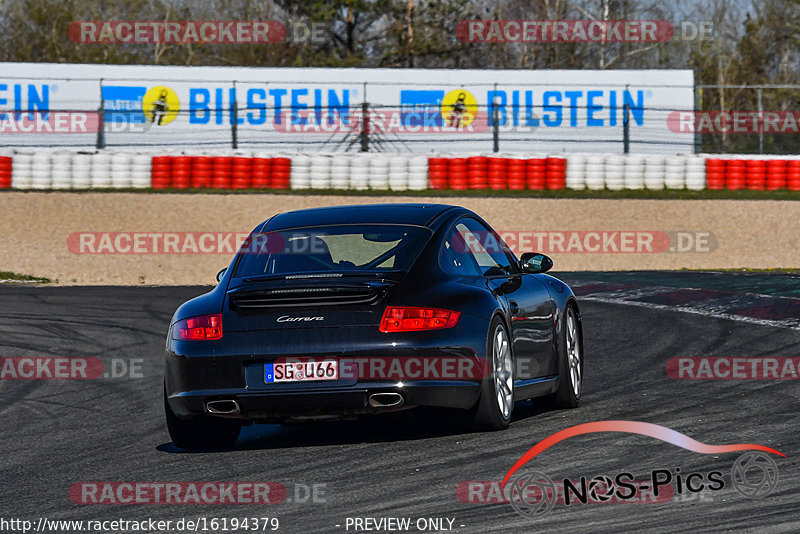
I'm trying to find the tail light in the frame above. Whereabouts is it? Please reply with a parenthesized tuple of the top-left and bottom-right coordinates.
(379, 307, 460, 333)
(172, 314, 223, 340)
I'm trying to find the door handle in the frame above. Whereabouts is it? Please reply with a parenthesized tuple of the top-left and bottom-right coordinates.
(509, 300, 520, 315)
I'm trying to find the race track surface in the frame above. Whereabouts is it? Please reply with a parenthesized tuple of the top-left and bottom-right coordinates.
(1, 272, 799, 533)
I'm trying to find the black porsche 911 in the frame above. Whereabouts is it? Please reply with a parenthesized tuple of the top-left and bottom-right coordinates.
(164, 203, 583, 450)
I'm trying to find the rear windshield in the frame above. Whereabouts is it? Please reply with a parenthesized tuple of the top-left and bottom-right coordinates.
(233, 224, 431, 278)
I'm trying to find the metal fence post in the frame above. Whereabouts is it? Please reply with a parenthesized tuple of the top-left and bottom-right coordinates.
(623, 105, 630, 154)
(231, 81, 238, 149)
(360, 102, 370, 152)
(694, 86, 702, 154)
(360, 83, 369, 152)
(757, 87, 763, 154)
(492, 83, 500, 153)
(96, 78, 105, 150)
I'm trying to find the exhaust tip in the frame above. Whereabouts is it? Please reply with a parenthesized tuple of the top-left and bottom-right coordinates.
(368, 392, 404, 409)
(206, 399, 240, 415)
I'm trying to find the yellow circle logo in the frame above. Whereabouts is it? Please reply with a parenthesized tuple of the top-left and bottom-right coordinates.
(441, 89, 478, 128)
(142, 86, 180, 126)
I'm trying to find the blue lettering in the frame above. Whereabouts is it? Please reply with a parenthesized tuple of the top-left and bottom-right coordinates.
(215, 88, 223, 125)
(0, 84, 6, 120)
(488, 91, 507, 126)
(586, 90, 603, 127)
(525, 91, 539, 127)
(328, 89, 349, 125)
(189, 89, 210, 124)
(28, 84, 49, 120)
(14, 84, 22, 120)
(564, 91, 581, 126)
(314, 89, 323, 125)
(624, 90, 645, 126)
(269, 89, 287, 124)
(291, 88, 308, 125)
(542, 91, 562, 127)
(512, 90, 520, 127)
(247, 89, 267, 125)
(609, 91, 617, 126)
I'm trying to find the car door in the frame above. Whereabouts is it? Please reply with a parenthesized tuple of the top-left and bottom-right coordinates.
(455, 218, 556, 380)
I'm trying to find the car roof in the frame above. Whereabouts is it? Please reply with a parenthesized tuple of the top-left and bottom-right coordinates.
(261, 203, 462, 231)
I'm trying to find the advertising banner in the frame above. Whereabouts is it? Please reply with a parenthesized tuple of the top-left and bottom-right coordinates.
(0, 63, 694, 153)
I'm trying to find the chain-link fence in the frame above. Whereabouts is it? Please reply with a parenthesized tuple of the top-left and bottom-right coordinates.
(696, 85, 800, 155)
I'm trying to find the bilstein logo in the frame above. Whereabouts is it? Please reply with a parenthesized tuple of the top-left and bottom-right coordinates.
(276, 316, 324, 322)
(102, 85, 179, 127)
(501, 420, 785, 519)
(441, 89, 478, 128)
(143, 86, 179, 125)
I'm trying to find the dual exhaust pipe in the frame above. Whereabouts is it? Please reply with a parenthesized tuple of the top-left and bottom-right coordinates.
(206, 399, 240, 415)
(368, 392, 404, 409)
(206, 393, 404, 415)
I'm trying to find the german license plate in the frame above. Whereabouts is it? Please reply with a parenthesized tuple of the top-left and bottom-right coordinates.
(265, 360, 338, 383)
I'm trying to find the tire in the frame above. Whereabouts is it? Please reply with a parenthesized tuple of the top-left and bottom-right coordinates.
(164, 387, 242, 450)
(471, 317, 514, 431)
(551, 305, 582, 408)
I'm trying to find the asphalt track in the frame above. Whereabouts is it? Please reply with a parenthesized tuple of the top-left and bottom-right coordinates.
(1, 271, 799, 534)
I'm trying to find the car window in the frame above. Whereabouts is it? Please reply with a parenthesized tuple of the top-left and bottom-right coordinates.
(460, 218, 515, 276)
(441, 223, 483, 276)
(233, 225, 430, 278)
(441, 218, 515, 277)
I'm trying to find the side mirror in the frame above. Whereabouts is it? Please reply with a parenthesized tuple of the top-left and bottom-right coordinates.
(520, 253, 553, 274)
(216, 268, 227, 283)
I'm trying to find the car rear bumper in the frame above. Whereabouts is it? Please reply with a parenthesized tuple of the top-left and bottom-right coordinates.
(166, 379, 481, 422)
(165, 320, 489, 421)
